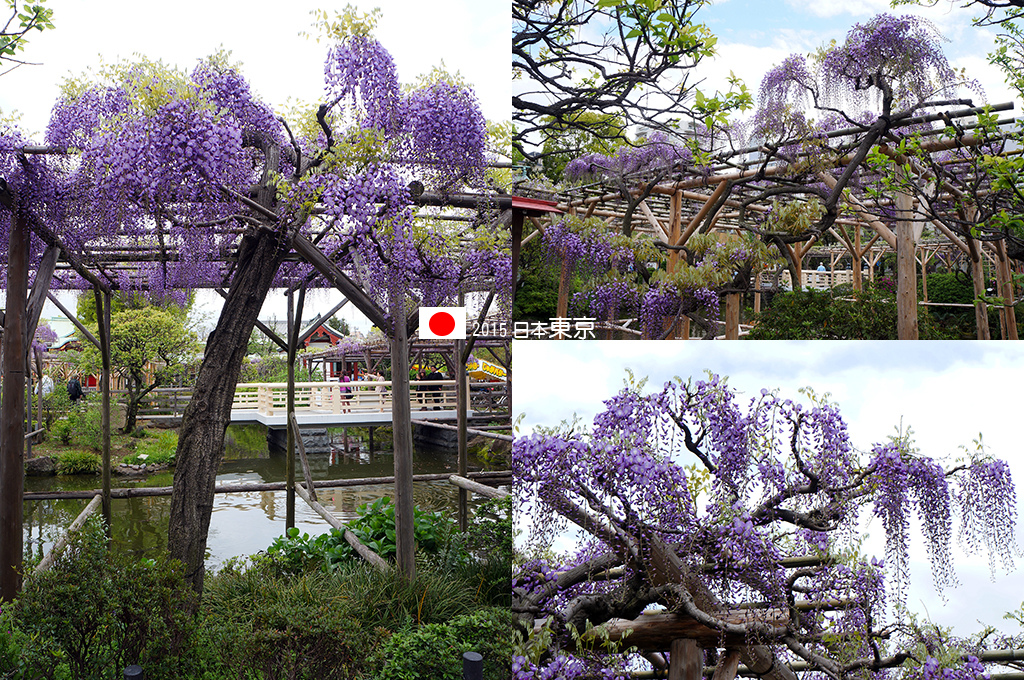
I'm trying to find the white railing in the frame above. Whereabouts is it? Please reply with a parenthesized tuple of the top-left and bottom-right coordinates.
(233, 380, 461, 416)
(753, 269, 858, 291)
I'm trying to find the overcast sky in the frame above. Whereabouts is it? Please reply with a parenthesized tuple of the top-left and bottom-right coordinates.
(3, 0, 506, 336)
(513, 340, 1024, 638)
(1, 0, 507, 135)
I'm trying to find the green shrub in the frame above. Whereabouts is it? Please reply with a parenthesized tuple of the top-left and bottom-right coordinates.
(122, 430, 177, 465)
(52, 418, 73, 445)
(42, 385, 72, 430)
(201, 567, 380, 679)
(7, 518, 197, 680)
(266, 496, 452, 574)
(371, 608, 514, 680)
(64, 401, 104, 451)
(55, 450, 101, 475)
(747, 285, 944, 339)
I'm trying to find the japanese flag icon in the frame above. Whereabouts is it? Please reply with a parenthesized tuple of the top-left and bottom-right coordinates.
(419, 307, 467, 339)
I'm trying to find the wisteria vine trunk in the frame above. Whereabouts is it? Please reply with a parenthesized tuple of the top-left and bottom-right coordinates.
(168, 228, 286, 593)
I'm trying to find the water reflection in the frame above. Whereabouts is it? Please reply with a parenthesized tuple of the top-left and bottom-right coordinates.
(24, 424, 479, 570)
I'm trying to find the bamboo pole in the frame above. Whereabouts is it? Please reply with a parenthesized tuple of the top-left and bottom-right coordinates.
(34, 494, 103, 574)
(293, 482, 389, 572)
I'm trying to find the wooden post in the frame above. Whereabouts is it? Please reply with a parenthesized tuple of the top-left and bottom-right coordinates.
(967, 236, 991, 340)
(34, 494, 103, 574)
(391, 295, 416, 580)
(669, 638, 701, 680)
(713, 650, 742, 680)
(996, 239, 1018, 340)
(895, 193, 919, 340)
(725, 293, 741, 340)
(556, 255, 571, 320)
(368, 426, 375, 455)
(285, 289, 296, 529)
(25, 360, 32, 460)
(853, 225, 863, 292)
(510, 210, 524, 314)
(456, 292, 469, 533)
(1, 209, 28, 599)
(97, 289, 113, 528)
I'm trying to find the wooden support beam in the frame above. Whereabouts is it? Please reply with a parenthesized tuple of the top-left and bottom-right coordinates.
(639, 199, 670, 242)
(448, 474, 509, 500)
(215, 287, 287, 351)
(95, 288, 112, 525)
(23, 471, 514, 500)
(713, 650, 742, 680)
(510, 210, 525, 315)
(817, 172, 897, 250)
(25, 245, 59, 343)
(290, 413, 317, 503)
(291, 233, 390, 333)
(562, 608, 789, 650)
(294, 482, 390, 572)
(724, 293, 741, 340)
(24, 210, 113, 295)
(390, 292, 415, 579)
(676, 180, 730, 247)
(46, 292, 101, 350)
(297, 297, 349, 346)
(34, 494, 103, 574)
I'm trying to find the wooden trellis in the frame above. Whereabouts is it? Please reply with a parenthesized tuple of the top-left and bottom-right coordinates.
(514, 103, 1023, 340)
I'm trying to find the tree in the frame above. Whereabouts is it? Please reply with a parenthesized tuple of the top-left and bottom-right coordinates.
(513, 374, 1018, 678)
(75, 296, 199, 434)
(326, 314, 350, 337)
(0, 0, 53, 78)
(1, 9, 506, 592)
(513, 0, 751, 162)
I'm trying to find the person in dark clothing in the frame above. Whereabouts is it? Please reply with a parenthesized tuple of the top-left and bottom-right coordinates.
(67, 376, 84, 403)
(426, 369, 444, 408)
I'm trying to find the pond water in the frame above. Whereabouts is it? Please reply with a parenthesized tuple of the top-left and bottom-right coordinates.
(23, 425, 480, 570)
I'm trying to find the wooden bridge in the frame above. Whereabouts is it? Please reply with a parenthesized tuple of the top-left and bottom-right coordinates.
(229, 380, 465, 428)
(136, 379, 509, 428)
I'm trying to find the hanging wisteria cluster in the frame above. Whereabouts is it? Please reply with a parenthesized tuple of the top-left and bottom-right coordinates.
(0, 29, 503, 319)
(513, 376, 1019, 680)
(753, 13, 977, 146)
(563, 132, 695, 184)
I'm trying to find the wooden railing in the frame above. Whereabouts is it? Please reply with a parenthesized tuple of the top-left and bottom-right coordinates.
(232, 380, 462, 416)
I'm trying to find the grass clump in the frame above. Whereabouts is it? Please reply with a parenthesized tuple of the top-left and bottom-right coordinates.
(122, 430, 177, 465)
(55, 449, 101, 475)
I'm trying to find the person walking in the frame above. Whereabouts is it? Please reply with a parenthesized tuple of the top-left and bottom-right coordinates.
(67, 375, 84, 404)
